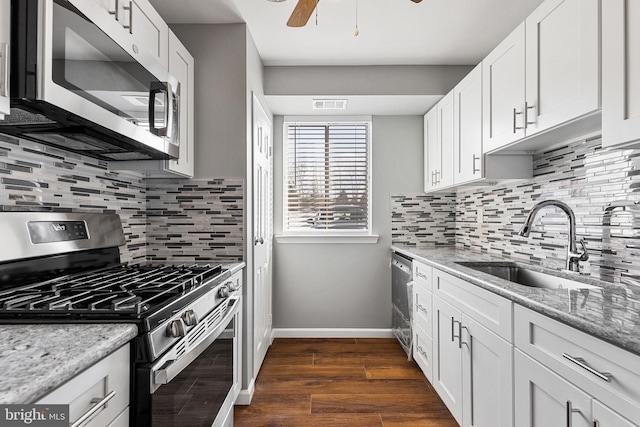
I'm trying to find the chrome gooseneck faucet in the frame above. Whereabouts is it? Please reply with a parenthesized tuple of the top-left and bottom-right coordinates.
(518, 200, 589, 272)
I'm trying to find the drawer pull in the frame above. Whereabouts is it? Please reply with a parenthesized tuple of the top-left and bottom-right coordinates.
(415, 271, 428, 280)
(416, 303, 428, 315)
(71, 390, 116, 427)
(451, 318, 462, 349)
(416, 345, 427, 358)
(562, 353, 612, 382)
(593, 421, 599, 427)
(566, 400, 581, 427)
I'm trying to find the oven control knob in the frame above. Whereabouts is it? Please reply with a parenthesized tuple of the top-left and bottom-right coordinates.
(182, 310, 198, 327)
(166, 319, 186, 338)
(227, 281, 238, 292)
(218, 285, 230, 298)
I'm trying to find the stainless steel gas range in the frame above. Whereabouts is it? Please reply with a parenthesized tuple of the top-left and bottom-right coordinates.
(0, 212, 242, 427)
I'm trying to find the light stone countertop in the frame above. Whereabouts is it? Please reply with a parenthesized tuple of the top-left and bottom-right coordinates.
(392, 245, 640, 356)
(0, 323, 138, 404)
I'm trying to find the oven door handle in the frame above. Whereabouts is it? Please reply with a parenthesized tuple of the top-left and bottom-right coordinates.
(152, 296, 240, 388)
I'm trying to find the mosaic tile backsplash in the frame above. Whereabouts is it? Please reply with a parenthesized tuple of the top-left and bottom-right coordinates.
(391, 193, 456, 246)
(393, 136, 640, 286)
(0, 135, 244, 265)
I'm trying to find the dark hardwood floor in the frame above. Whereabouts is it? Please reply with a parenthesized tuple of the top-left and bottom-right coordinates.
(234, 338, 459, 427)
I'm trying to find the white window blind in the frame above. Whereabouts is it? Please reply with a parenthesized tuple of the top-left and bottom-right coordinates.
(284, 121, 371, 233)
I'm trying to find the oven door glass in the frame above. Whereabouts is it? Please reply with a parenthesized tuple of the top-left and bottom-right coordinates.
(51, 0, 175, 138)
(151, 313, 236, 426)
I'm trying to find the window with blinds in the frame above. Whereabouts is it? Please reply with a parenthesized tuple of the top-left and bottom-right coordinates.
(284, 121, 371, 233)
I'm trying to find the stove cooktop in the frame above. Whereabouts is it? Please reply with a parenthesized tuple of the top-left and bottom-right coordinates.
(0, 264, 223, 318)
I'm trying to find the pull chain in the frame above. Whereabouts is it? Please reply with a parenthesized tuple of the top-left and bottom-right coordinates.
(354, 0, 359, 36)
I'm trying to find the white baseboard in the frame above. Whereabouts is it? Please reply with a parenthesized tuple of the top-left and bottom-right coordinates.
(272, 328, 394, 339)
(235, 379, 255, 406)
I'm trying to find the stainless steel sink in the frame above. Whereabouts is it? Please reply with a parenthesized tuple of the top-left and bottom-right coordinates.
(455, 262, 599, 290)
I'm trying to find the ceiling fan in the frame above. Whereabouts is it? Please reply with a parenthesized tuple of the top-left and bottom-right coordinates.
(286, 0, 423, 27)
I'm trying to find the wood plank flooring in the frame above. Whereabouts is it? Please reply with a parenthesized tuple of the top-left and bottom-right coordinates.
(234, 338, 459, 427)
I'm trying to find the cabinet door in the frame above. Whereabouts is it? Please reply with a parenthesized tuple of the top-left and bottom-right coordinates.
(433, 295, 463, 424)
(424, 107, 439, 191)
(461, 314, 513, 427)
(437, 92, 455, 187)
(602, 0, 640, 148)
(454, 64, 482, 184)
(515, 349, 592, 427)
(525, 0, 599, 135)
(0, 0, 9, 118)
(166, 31, 195, 177)
(592, 401, 638, 427)
(482, 23, 526, 153)
(120, 0, 169, 68)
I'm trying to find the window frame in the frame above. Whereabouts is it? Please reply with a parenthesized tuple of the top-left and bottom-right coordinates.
(280, 116, 375, 240)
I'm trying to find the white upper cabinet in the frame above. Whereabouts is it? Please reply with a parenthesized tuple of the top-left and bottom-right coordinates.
(424, 107, 438, 192)
(524, 0, 600, 135)
(483, 0, 600, 154)
(92, 0, 169, 68)
(454, 64, 483, 184)
(165, 31, 195, 178)
(0, 0, 10, 119)
(437, 92, 455, 188)
(424, 91, 454, 191)
(602, 0, 640, 149)
(482, 23, 526, 153)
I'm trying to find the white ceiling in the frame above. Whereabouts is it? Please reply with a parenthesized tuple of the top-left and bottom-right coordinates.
(149, 0, 545, 114)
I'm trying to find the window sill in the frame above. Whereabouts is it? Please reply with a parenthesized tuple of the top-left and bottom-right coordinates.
(275, 234, 380, 244)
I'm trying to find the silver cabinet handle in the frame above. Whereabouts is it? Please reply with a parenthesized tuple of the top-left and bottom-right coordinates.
(0, 43, 8, 98)
(123, 1, 133, 34)
(416, 303, 428, 315)
(472, 155, 481, 174)
(416, 344, 427, 358)
(70, 390, 116, 427)
(415, 271, 428, 280)
(525, 102, 536, 127)
(562, 353, 612, 382)
(434, 170, 440, 185)
(513, 108, 524, 133)
(451, 318, 462, 348)
(566, 400, 580, 427)
(254, 237, 264, 245)
(109, 0, 119, 20)
(593, 421, 599, 427)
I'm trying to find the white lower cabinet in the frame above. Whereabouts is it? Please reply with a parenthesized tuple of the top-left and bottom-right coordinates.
(461, 314, 513, 427)
(433, 295, 463, 423)
(515, 349, 592, 427)
(36, 344, 130, 427)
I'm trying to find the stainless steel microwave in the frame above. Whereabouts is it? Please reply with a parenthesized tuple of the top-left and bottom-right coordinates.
(0, 0, 180, 161)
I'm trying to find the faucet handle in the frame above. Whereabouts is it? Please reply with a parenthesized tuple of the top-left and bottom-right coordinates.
(577, 239, 589, 261)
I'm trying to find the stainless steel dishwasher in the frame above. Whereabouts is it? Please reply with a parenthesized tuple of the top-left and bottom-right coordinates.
(392, 251, 413, 359)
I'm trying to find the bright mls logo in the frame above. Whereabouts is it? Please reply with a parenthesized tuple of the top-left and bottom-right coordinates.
(0, 405, 68, 426)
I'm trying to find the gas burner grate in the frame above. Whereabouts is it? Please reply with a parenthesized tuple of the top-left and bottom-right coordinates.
(0, 264, 222, 314)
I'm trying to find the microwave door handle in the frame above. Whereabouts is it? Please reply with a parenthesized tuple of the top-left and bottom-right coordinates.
(148, 82, 169, 136)
(152, 297, 240, 388)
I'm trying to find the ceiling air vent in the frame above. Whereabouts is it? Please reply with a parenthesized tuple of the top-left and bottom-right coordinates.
(312, 99, 348, 110)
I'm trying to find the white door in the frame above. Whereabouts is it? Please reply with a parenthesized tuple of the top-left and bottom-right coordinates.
(252, 95, 273, 375)
(514, 349, 592, 427)
(433, 295, 463, 424)
(0, 0, 10, 118)
(524, 0, 599, 135)
(424, 108, 438, 191)
(437, 91, 455, 188)
(482, 22, 526, 153)
(602, 0, 640, 148)
(454, 64, 482, 184)
(592, 401, 637, 427)
(461, 314, 513, 427)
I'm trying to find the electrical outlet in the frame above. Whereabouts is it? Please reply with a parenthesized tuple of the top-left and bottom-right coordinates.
(477, 207, 484, 225)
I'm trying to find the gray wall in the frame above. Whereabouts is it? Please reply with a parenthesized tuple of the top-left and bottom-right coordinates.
(273, 115, 424, 329)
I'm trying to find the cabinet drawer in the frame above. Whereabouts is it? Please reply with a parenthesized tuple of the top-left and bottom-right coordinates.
(413, 260, 432, 291)
(412, 282, 432, 338)
(515, 305, 640, 422)
(413, 322, 433, 383)
(433, 269, 512, 342)
(37, 344, 130, 427)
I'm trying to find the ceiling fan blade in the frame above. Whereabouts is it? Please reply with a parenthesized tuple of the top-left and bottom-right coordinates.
(287, 0, 317, 27)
